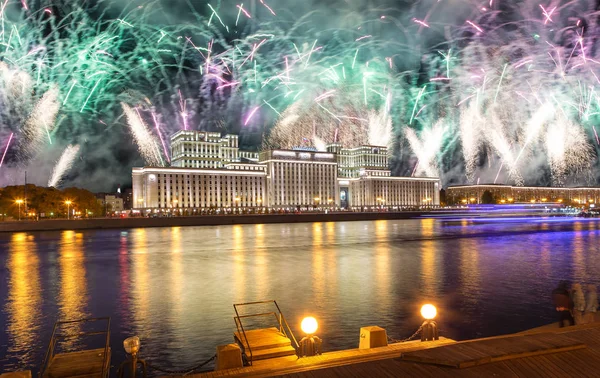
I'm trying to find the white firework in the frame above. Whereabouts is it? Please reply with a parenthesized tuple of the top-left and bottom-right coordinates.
(405, 119, 445, 177)
(22, 87, 60, 157)
(122, 103, 163, 166)
(459, 104, 482, 183)
(367, 108, 392, 150)
(48, 144, 80, 188)
(545, 116, 593, 186)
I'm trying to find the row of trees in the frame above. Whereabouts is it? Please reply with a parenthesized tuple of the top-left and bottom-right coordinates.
(0, 185, 104, 220)
(448, 190, 583, 206)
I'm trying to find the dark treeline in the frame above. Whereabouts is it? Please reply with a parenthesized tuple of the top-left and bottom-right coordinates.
(0, 185, 104, 219)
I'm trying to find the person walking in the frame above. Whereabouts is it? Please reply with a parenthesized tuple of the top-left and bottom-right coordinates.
(552, 281, 574, 327)
(571, 283, 586, 325)
(584, 284, 599, 324)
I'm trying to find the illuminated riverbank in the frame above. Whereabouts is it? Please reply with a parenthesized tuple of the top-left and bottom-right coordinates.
(0, 211, 443, 232)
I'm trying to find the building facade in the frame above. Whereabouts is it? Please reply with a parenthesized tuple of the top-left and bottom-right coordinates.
(447, 184, 600, 205)
(170, 130, 258, 169)
(330, 144, 440, 209)
(259, 149, 338, 207)
(96, 193, 124, 214)
(132, 131, 441, 212)
(132, 166, 267, 209)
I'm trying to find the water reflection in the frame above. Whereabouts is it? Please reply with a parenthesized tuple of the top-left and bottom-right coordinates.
(5, 233, 41, 366)
(131, 229, 150, 334)
(58, 231, 88, 322)
(374, 221, 391, 312)
(254, 224, 268, 299)
(3, 218, 600, 373)
(458, 237, 481, 309)
(572, 222, 587, 283)
(169, 227, 184, 326)
(420, 219, 438, 299)
(232, 225, 245, 302)
(312, 223, 326, 306)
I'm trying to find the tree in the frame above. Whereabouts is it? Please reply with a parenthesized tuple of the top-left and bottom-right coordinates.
(481, 190, 495, 204)
(0, 185, 104, 219)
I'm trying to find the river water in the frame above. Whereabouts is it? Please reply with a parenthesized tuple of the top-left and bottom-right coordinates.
(1, 217, 600, 374)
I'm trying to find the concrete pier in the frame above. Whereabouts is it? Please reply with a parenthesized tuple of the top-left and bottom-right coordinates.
(191, 322, 600, 378)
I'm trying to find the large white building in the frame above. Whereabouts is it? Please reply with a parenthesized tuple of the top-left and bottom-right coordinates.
(132, 131, 440, 212)
(170, 130, 258, 169)
(328, 144, 440, 209)
(260, 149, 338, 207)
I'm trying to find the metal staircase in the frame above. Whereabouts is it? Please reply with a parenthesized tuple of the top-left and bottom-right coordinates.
(233, 300, 299, 365)
(39, 317, 111, 378)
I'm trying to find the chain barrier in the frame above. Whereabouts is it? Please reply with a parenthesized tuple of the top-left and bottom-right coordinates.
(145, 354, 217, 376)
(387, 325, 423, 344)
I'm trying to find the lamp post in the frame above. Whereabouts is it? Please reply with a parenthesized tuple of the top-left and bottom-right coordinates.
(314, 197, 320, 209)
(118, 336, 147, 378)
(15, 199, 23, 221)
(65, 200, 72, 220)
(420, 304, 439, 342)
(299, 317, 322, 357)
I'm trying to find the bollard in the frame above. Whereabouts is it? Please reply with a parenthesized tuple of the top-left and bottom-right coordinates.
(420, 320, 439, 342)
(216, 344, 243, 371)
(299, 335, 322, 357)
(359, 326, 388, 349)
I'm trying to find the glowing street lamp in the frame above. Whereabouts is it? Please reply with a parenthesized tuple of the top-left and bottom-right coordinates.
(15, 199, 23, 221)
(507, 198, 514, 202)
(469, 197, 476, 203)
(299, 317, 322, 357)
(420, 304, 439, 342)
(137, 198, 144, 208)
(65, 200, 72, 220)
(314, 197, 320, 206)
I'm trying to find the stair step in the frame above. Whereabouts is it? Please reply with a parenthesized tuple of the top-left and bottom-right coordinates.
(250, 345, 297, 361)
(235, 328, 292, 351)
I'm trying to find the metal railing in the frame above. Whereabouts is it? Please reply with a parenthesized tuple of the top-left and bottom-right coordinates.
(39, 317, 111, 378)
(233, 300, 299, 365)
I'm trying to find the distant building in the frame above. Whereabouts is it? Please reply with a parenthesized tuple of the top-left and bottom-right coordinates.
(121, 188, 133, 209)
(96, 193, 124, 214)
(132, 131, 441, 213)
(446, 184, 600, 205)
(170, 131, 259, 169)
(328, 144, 440, 209)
